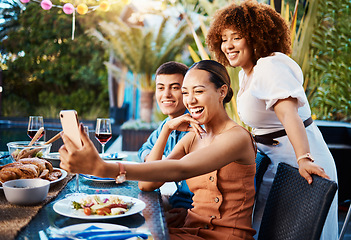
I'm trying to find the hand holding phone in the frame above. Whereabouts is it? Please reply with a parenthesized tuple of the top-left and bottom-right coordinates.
(60, 110, 82, 148)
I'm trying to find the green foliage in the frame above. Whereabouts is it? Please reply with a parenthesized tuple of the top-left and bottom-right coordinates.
(305, 0, 351, 121)
(2, 94, 30, 116)
(0, 0, 24, 43)
(1, 1, 109, 119)
(90, 15, 192, 91)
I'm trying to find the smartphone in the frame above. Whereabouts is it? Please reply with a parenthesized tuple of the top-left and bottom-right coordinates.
(59, 110, 82, 148)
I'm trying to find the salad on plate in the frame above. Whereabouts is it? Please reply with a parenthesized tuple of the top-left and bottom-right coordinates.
(72, 195, 134, 216)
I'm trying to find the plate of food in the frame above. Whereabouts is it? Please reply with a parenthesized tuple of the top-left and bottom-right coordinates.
(0, 157, 67, 189)
(53, 194, 146, 220)
(50, 168, 67, 185)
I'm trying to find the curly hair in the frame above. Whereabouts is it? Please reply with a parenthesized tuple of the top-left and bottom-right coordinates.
(206, 0, 292, 66)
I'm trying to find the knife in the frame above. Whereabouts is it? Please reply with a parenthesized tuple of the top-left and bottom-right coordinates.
(0, 154, 10, 159)
(80, 174, 114, 180)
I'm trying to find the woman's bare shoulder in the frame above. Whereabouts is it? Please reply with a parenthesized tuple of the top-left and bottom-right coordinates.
(220, 125, 256, 164)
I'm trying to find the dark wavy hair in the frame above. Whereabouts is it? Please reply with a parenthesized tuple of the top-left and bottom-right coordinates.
(189, 60, 233, 104)
(206, 0, 291, 66)
(156, 61, 189, 77)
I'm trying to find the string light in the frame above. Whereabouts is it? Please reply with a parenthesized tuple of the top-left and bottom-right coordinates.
(19, 0, 127, 40)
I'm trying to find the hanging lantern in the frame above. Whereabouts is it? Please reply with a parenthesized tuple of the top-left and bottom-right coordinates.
(63, 3, 75, 15)
(77, 3, 88, 15)
(99, 1, 110, 12)
(41, 0, 52, 10)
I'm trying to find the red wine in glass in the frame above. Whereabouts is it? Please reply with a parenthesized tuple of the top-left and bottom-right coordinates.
(27, 129, 45, 140)
(27, 116, 44, 141)
(95, 118, 112, 155)
(95, 133, 112, 144)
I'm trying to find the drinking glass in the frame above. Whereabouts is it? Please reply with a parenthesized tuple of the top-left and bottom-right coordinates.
(27, 116, 44, 141)
(95, 118, 112, 156)
(65, 126, 89, 198)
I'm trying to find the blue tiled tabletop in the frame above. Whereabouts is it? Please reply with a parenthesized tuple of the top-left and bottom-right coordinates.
(0, 152, 170, 240)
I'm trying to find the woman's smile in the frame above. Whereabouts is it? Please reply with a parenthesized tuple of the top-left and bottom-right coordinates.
(189, 106, 204, 120)
(221, 29, 254, 74)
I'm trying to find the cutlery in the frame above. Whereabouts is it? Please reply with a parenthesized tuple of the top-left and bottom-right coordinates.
(81, 174, 114, 180)
(0, 154, 10, 159)
(48, 229, 148, 240)
(39, 230, 49, 240)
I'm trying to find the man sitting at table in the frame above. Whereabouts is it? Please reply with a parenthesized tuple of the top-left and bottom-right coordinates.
(138, 61, 194, 227)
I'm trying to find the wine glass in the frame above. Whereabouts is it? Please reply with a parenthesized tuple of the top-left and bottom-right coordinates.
(65, 126, 89, 198)
(95, 118, 112, 156)
(27, 116, 44, 141)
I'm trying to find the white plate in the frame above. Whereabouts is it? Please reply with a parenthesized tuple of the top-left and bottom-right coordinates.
(81, 161, 137, 182)
(100, 153, 128, 160)
(53, 194, 146, 220)
(42, 153, 61, 168)
(59, 223, 137, 240)
(42, 152, 60, 160)
(51, 168, 67, 185)
(0, 168, 67, 190)
(44, 153, 128, 161)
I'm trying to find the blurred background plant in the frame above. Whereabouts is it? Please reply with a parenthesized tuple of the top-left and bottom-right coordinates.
(176, 0, 350, 124)
(88, 12, 192, 123)
(0, 0, 117, 119)
(0, 0, 350, 123)
(301, 0, 351, 122)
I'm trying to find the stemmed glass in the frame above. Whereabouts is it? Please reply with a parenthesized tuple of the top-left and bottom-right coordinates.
(95, 118, 112, 156)
(65, 126, 89, 198)
(27, 116, 44, 141)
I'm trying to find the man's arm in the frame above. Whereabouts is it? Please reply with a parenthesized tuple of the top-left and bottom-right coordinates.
(138, 120, 169, 191)
(138, 120, 168, 161)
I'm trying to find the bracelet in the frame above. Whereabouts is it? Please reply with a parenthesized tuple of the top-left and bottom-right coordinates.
(297, 153, 315, 164)
(115, 162, 126, 183)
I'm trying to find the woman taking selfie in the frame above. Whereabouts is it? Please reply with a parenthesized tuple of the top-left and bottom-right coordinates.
(206, 0, 338, 239)
(60, 60, 257, 240)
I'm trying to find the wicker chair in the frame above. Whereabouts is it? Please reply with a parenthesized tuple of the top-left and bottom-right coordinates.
(257, 162, 337, 240)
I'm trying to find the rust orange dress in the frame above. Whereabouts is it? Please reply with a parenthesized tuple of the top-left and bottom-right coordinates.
(169, 161, 256, 240)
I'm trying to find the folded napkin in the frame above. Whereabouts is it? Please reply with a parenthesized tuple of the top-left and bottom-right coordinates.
(80, 174, 114, 181)
(49, 225, 148, 240)
(100, 153, 121, 160)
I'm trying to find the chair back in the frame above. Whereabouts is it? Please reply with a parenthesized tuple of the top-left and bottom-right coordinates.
(258, 162, 337, 240)
(45, 128, 64, 152)
(255, 151, 271, 196)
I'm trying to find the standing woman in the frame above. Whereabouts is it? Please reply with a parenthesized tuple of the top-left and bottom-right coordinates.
(60, 60, 257, 240)
(206, 0, 338, 239)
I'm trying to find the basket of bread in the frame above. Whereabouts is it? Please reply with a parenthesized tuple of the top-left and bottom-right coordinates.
(0, 157, 63, 187)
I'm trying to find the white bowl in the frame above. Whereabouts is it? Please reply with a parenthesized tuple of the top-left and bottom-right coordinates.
(3, 179, 50, 205)
(7, 141, 52, 161)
